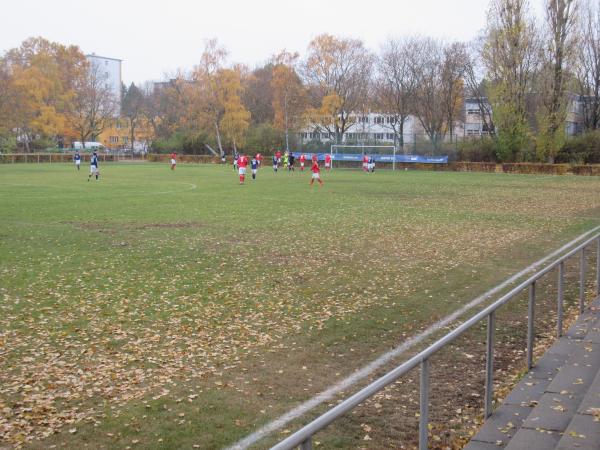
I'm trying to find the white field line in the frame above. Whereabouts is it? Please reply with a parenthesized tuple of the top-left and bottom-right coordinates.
(0, 182, 197, 199)
(227, 225, 600, 450)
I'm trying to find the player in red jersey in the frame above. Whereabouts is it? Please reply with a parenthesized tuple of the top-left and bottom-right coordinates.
(275, 150, 282, 167)
(170, 152, 177, 170)
(324, 153, 332, 171)
(299, 153, 306, 171)
(255, 153, 262, 166)
(362, 154, 369, 172)
(238, 154, 249, 184)
(311, 153, 318, 165)
(310, 160, 324, 187)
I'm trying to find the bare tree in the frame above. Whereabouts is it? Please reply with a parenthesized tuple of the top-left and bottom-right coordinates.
(303, 34, 374, 144)
(68, 61, 117, 148)
(410, 38, 448, 149)
(576, 0, 600, 130)
(442, 42, 469, 141)
(464, 38, 496, 137)
(376, 37, 418, 152)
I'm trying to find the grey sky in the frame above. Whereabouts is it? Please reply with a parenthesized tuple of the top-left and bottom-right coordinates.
(3, 0, 545, 85)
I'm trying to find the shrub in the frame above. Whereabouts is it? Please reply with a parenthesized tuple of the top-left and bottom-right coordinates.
(557, 131, 600, 164)
(244, 123, 285, 152)
(457, 137, 498, 162)
(151, 132, 211, 155)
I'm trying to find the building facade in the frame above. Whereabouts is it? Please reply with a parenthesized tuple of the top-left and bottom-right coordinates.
(86, 54, 122, 116)
(300, 113, 418, 146)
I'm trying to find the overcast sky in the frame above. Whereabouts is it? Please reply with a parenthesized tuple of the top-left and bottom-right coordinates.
(2, 0, 546, 85)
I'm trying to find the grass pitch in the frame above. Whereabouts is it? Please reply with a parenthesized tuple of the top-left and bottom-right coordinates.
(1, 163, 600, 449)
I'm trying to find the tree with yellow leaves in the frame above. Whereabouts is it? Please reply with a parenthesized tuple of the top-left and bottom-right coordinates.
(192, 40, 251, 155)
(271, 51, 307, 151)
(303, 34, 374, 144)
(4, 37, 87, 150)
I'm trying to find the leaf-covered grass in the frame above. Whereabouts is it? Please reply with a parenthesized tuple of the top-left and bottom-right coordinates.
(1, 163, 600, 449)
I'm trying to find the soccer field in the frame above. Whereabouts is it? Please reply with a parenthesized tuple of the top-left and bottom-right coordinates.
(1, 163, 600, 449)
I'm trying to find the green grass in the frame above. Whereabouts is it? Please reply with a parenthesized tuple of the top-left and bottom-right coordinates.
(1, 163, 600, 449)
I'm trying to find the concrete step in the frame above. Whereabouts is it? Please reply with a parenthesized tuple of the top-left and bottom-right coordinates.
(554, 342, 600, 450)
(465, 297, 600, 450)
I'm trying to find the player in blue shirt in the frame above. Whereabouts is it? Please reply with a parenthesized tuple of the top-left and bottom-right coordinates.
(251, 156, 259, 180)
(272, 155, 278, 173)
(73, 151, 81, 171)
(88, 151, 100, 181)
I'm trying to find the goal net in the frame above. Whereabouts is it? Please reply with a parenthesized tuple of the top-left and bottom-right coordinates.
(330, 145, 398, 170)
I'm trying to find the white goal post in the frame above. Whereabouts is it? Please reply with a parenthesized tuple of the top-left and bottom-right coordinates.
(330, 145, 398, 170)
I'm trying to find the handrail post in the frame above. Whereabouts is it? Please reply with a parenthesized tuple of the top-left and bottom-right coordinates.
(580, 248, 586, 314)
(597, 237, 600, 297)
(558, 262, 565, 338)
(527, 283, 536, 370)
(484, 312, 495, 418)
(300, 437, 312, 450)
(419, 359, 429, 450)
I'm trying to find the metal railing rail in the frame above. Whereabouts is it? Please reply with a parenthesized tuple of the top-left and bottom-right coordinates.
(273, 232, 600, 450)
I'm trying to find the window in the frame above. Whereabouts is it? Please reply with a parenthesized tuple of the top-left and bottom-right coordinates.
(123, 137, 129, 144)
(374, 116, 384, 124)
(373, 133, 384, 140)
(386, 133, 395, 140)
(386, 117, 397, 124)
(310, 132, 320, 140)
(359, 116, 369, 124)
(109, 136, 119, 144)
(466, 108, 480, 115)
(322, 132, 331, 140)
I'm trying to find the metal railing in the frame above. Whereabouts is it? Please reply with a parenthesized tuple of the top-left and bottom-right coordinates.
(273, 233, 600, 450)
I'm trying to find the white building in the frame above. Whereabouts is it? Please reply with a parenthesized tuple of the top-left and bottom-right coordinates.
(86, 53, 122, 116)
(300, 113, 418, 145)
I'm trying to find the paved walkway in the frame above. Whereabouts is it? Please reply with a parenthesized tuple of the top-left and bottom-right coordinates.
(465, 296, 600, 450)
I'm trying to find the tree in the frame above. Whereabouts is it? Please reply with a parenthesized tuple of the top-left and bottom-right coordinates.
(410, 38, 448, 149)
(218, 68, 251, 152)
(464, 39, 496, 137)
(271, 50, 307, 151)
(575, 0, 600, 131)
(537, 0, 580, 162)
(193, 39, 229, 155)
(376, 37, 418, 152)
(122, 82, 145, 150)
(4, 37, 88, 150)
(242, 64, 274, 125)
(68, 60, 117, 147)
(483, 0, 541, 161)
(441, 42, 468, 141)
(303, 34, 374, 143)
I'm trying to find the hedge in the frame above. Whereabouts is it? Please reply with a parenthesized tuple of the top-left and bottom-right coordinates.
(570, 165, 600, 176)
(501, 163, 569, 175)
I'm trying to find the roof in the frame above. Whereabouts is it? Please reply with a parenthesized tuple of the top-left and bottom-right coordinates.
(86, 54, 122, 62)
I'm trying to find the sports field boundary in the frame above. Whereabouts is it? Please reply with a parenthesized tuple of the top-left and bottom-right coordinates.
(228, 225, 600, 450)
(2, 154, 600, 176)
